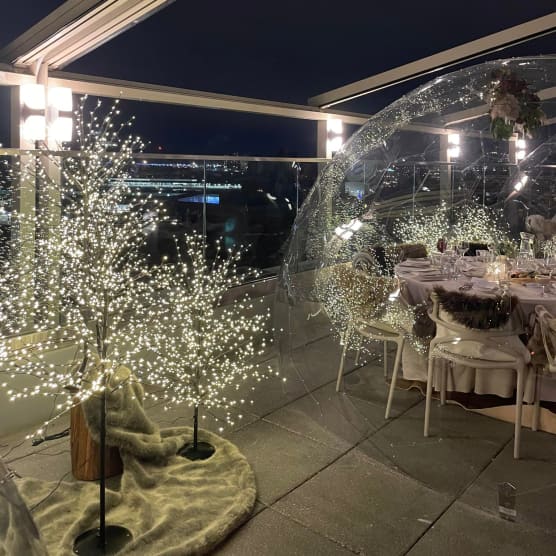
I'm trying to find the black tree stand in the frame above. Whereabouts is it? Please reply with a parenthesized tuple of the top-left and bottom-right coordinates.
(178, 406, 215, 461)
(73, 375, 132, 554)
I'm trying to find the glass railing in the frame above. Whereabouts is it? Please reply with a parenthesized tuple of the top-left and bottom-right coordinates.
(127, 155, 321, 274)
(0, 150, 324, 279)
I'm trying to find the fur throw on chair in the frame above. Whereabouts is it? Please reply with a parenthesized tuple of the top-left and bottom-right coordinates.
(526, 214, 556, 241)
(433, 286, 519, 329)
(392, 243, 428, 262)
(352, 249, 378, 274)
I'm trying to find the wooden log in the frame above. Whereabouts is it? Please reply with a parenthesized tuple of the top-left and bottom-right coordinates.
(70, 403, 123, 481)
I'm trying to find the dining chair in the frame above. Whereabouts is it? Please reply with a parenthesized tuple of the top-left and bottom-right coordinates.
(335, 276, 407, 420)
(424, 291, 529, 459)
(531, 304, 556, 431)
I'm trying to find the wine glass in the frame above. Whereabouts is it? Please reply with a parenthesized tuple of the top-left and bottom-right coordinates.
(486, 242, 497, 263)
(459, 240, 469, 257)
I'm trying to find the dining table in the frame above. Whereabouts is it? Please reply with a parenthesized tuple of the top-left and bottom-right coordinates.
(394, 257, 556, 404)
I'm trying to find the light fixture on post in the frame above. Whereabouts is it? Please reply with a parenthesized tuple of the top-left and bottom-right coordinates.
(327, 119, 343, 158)
(446, 133, 460, 158)
(20, 84, 46, 142)
(19, 84, 73, 143)
(516, 138, 527, 161)
(47, 87, 73, 143)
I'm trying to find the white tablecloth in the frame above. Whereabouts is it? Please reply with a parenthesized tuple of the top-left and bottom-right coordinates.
(394, 265, 556, 403)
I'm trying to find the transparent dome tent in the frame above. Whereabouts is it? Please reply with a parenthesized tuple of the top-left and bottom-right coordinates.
(269, 56, 556, 489)
(279, 55, 556, 344)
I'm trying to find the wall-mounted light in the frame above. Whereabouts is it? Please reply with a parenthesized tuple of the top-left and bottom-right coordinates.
(20, 84, 46, 141)
(19, 84, 73, 142)
(447, 133, 460, 158)
(47, 87, 73, 142)
(516, 138, 526, 161)
(327, 119, 343, 158)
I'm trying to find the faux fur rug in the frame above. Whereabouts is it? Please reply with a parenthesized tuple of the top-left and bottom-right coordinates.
(10, 365, 256, 555)
(17, 427, 255, 555)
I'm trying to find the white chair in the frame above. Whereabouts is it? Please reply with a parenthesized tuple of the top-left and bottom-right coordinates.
(531, 304, 556, 431)
(336, 315, 405, 420)
(424, 291, 529, 459)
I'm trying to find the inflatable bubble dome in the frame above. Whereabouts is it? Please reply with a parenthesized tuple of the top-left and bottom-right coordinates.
(276, 54, 556, 361)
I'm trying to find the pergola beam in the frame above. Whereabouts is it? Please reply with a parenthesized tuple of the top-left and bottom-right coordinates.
(47, 71, 371, 124)
(0, 0, 176, 70)
(0, 64, 370, 124)
(309, 13, 556, 109)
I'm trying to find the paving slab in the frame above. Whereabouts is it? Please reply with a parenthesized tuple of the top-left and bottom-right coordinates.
(263, 369, 420, 453)
(237, 335, 358, 418)
(228, 419, 342, 505)
(214, 507, 354, 556)
(341, 363, 423, 417)
(359, 401, 514, 495)
(287, 334, 356, 393)
(263, 381, 383, 452)
(461, 427, 556, 531)
(273, 450, 451, 556)
(407, 501, 556, 556)
(1, 415, 73, 483)
(8, 441, 72, 482)
(278, 303, 333, 350)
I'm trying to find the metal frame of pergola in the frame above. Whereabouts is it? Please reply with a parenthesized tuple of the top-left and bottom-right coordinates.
(0, 1, 553, 155)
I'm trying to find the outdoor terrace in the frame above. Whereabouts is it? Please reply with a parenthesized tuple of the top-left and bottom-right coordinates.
(2, 316, 556, 555)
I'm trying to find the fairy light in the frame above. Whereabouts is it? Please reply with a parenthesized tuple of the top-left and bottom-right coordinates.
(314, 264, 398, 348)
(0, 98, 166, 436)
(394, 201, 511, 252)
(393, 201, 451, 253)
(134, 234, 279, 429)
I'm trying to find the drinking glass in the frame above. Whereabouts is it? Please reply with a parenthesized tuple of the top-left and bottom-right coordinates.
(430, 252, 442, 268)
(535, 275, 551, 297)
(453, 258, 465, 280)
(440, 254, 454, 278)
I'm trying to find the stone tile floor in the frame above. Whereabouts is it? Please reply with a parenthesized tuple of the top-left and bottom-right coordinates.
(2, 333, 556, 555)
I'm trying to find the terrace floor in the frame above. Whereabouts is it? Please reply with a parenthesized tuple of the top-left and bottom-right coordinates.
(3, 326, 556, 555)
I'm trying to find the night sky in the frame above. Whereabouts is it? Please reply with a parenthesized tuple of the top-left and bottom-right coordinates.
(0, 0, 555, 155)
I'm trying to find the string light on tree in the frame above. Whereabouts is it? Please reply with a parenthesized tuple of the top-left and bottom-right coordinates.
(0, 97, 164, 432)
(135, 234, 279, 460)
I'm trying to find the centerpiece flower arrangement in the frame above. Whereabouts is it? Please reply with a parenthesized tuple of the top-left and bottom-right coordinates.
(488, 68, 545, 140)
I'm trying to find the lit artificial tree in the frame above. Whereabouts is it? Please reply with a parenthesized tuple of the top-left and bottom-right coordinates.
(136, 234, 277, 460)
(0, 98, 162, 553)
(393, 201, 511, 253)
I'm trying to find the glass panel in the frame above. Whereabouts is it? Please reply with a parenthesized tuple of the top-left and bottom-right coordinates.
(125, 156, 319, 275)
